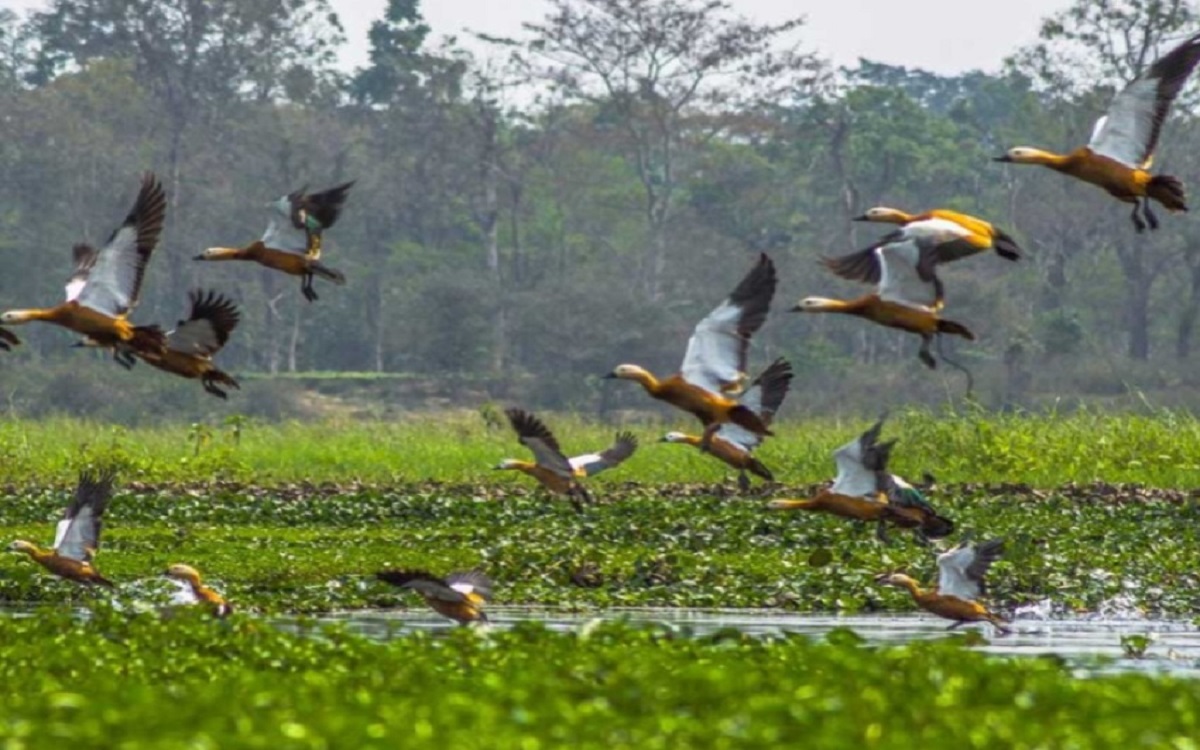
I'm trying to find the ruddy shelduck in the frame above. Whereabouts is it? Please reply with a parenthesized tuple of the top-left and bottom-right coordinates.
(8, 469, 117, 588)
(876, 538, 1009, 634)
(795, 241, 974, 368)
(768, 417, 953, 543)
(852, 207, 1022, 263)
(140, 290, 241, 398)
(606, 253, 777, 445)
(195, 182, 354, 301)
(375, 569, 492, 625)
(165, 563, 232, 618)
(831, 207, 1022, 307)
(498, 408, 638, 509)
(661, 357, 793, 491)
(1, 174, 167, 356)
(996, 32, 1200, 231)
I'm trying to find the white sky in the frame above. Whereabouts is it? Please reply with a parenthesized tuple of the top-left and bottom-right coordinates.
(4, 0, 1076, 75)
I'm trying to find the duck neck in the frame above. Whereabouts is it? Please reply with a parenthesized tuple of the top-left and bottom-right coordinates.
(627, 369, 661, 393)
(896, 577, 926, 601)
(801, 297, 861, 314)
(2, 308, 61, 324)
(1021, 148, 1072, 169)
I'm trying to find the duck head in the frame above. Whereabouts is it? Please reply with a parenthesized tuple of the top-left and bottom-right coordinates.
(853, 207, 909, 224)
(165, 563, 202, 584)
(193, 247, 242, 261)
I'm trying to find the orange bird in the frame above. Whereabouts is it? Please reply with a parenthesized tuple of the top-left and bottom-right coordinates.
(375, 569, 492, 625)
(795, 240, 974, 368)
(660, 357, 793, 491)
(1, 174, 166, 356)
(139, 290, 241, 398)
(831, 207, 1022, 301)
(876, 538, 1009, 634)
(767, 417, 952, 543)
(606, 253, 777, 445)
(195, 182, 354, 301)
(8, 469, 117, 588)
(165, 564, 232, 618)
(498, 408, 638, 509)
(996, 32, 1200, 231)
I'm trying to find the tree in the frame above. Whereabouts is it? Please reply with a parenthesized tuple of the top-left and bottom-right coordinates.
(1009, 0, 1199, 361)
(506, 0, 817, 300)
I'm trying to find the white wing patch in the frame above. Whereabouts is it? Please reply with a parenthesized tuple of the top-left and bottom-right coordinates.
(1088, 78, 1160, 167)
(448, 581, 477, 597)
(261, 216, 308, 255)
(937, 545, 982, 601)
(64, 278, 88, 303)
(876, 242, 936, 309)
(829, 436, 879, 499)
(76, 225, 140, 317)
(168, 578, 199, 606)
(51, 518, 72, 551)
(680, 299, 745, 395)
(899, 218, 970, 244)
(53, 509, 96, 563)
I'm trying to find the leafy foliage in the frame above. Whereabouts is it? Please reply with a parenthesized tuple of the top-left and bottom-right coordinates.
(0, 615, 1198, 748)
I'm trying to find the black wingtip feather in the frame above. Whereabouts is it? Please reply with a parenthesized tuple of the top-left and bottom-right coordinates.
(505, 408, 564, 455)
(726, 253, 777, 336)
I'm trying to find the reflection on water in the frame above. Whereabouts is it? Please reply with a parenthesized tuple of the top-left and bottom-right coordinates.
(273, 606, 1200, 677)
(4, 603, 1196, 677)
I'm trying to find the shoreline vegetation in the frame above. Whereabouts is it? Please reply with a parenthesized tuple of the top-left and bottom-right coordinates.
(0, 409, 1196, 487)
(1, 411, 1197, 615)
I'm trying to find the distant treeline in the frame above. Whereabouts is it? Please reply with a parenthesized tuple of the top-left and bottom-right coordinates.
(1, 0, 1199, 417)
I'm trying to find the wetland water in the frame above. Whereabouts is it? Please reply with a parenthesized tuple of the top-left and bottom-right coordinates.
(5, 603, 1196, 676)
(277, 606, 1200, 677)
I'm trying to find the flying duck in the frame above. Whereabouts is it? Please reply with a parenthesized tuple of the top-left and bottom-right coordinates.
(836, 208, 1022, 293)
(794, 240, 974, 368)
(195, 182, 354, 301)
(876, 538, 1009, 634)
(497, 408, 638, 510)
(0, 173, 167, 356)
(660, 357, 793, 491)
(164, 564, 232, 618)
(767, 417, 952, 543)
(8, 469, 117, 588)
(606, 253, 777, 445)
(375, 569, 492, 625)
(996, 31, 1200, 231)
(140, 290, 240, 398)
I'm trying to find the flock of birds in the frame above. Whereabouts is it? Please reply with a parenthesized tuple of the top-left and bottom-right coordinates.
(9, 30, 1200, 631)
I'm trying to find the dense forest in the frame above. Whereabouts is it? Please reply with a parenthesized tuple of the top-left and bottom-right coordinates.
(1, 0, 1199, 422)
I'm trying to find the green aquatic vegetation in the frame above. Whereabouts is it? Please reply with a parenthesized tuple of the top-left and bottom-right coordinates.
(0, 614, 1197, 749)
(2, 484, 1198, 615)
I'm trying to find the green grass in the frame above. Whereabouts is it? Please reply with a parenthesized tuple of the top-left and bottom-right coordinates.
(0, 613, 1197, 749)
(0, 407, 1197, 487)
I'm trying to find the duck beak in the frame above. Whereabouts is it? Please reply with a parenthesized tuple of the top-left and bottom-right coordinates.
(602, 372, 617, 379)
(788, 304, 803, 312)
(851, 213, 869, 221)
(992, 155, 1013, 163)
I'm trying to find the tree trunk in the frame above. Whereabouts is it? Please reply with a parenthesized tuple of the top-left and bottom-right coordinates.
(288, 299, 301, 372)
(1116, 242, 1152, 361)
(1177, 247, 1200, 359)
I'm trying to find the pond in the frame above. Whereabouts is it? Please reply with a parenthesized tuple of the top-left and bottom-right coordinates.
(4, 600, 1196, 676)
(274, 604, 1200, 677)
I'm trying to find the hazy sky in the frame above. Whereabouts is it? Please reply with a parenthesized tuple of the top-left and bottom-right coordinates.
(6, 0, 1076, 74)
